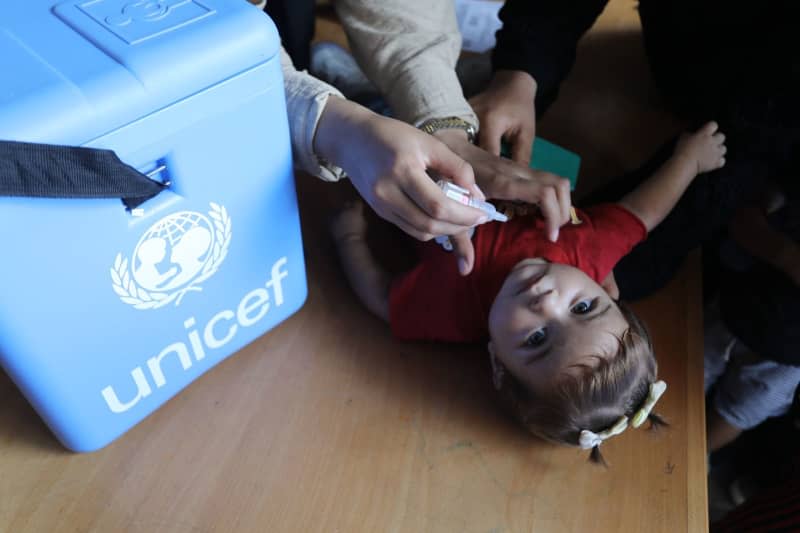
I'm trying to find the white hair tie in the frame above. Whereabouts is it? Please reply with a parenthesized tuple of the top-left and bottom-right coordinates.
(579, 416, 628, 450)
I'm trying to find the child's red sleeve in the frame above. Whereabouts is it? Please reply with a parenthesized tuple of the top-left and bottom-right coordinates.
(579, 204, 648, 283)
(388, 248, 487, 343)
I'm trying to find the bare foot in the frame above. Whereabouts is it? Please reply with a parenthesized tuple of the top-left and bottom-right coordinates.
(330, 201, 367, 244)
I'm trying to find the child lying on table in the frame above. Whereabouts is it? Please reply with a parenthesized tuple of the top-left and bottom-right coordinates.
(332, 122, 726, 463)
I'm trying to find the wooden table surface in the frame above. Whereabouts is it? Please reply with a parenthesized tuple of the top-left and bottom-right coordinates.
(0, 1, 707, 532)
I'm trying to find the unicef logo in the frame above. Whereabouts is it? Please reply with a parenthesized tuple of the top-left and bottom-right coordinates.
(111, 203, 232, 310)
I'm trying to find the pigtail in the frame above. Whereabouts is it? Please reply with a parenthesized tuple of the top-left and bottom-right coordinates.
(588, 445, 608, 468)
(647, 412, 669, 430)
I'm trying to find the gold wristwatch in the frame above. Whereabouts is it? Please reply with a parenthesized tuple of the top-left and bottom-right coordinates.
(418, 116, 477, 144)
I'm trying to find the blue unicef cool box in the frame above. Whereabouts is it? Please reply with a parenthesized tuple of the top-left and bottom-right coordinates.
(0, 0, 306, 451)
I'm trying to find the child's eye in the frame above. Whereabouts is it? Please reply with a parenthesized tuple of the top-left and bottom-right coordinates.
(571, 298, 597, 315)
(525, 328, 548, 347)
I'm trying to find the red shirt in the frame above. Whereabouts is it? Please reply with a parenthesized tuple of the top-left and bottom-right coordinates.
(388, 204, 646, 342)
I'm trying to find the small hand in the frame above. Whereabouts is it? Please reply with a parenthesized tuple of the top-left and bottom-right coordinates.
(433, 129, 571, 243)
(675, 121, 727, 174)
(469, 70, 538, 165)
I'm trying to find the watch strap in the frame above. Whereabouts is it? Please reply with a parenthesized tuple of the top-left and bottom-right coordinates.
(418, 116, 477, 143)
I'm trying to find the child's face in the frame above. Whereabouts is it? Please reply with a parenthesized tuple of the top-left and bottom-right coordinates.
(488, 259, 629, 393)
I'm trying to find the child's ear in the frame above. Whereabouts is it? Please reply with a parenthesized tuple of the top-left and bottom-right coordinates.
(488, 341, 505, 390)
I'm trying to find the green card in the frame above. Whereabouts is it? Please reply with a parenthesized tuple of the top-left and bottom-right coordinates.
(501, 137, 581, 191)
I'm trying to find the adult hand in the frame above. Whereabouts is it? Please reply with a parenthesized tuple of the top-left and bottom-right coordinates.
(469, 70, 538, 165)
(314, 96, 487, 274)
(433, 129, 571, 243)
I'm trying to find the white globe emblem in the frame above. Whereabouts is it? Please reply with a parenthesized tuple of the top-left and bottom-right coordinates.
(111, 203, 232, 310)
(133, 211, 213, 291)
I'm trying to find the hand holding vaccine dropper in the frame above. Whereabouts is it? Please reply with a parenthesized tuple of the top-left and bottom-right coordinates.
(434, 180, 506, 252)
(437, 180, 508, 222)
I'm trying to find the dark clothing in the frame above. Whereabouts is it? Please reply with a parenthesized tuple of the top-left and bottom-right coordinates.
(586, 140, 800, 365)
(718, 204, 800, 367)
(713, 476, 800, 533)
(492, 0, 800, 127)
(720, 264, 800, 367)
(492, 0, 607, 114)
(585, 139, 767, 301)
(264, 0, 316, 70)
(638, 1, 800, 122)
(638, 0, 800, 203)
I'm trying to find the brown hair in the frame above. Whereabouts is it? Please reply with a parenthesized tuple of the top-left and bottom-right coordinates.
(493, 302, 667, 466)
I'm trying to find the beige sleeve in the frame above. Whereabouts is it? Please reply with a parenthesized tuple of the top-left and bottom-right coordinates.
(280, 47, 345, 182)
(335, 0, 478, 129)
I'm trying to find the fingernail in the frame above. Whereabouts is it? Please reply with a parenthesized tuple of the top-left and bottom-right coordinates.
(458, 257, 468, 275)
(550, 230, 558, 242)
(471, 184, 486, 201)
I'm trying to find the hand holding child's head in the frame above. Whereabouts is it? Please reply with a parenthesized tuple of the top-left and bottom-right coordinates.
(676, 121, 727, 175)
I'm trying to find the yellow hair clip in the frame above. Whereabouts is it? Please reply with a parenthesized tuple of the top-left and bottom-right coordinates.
(631, 380, 667, 428)
(569, 206, 582, 225)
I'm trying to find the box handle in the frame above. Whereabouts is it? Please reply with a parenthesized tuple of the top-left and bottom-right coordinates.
(0, 140, 167, 210)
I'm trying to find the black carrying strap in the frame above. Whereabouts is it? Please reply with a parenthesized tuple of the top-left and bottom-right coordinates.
(0, 140, 166, 209)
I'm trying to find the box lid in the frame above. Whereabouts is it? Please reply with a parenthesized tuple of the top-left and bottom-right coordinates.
(0, 0, 279, 145)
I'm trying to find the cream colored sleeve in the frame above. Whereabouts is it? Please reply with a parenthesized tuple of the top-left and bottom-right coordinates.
(335, 0, 478, 129)
(280, 47, 345, 182)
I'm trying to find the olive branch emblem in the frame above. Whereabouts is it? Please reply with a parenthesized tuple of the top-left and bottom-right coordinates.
(111, 203, 232, 310)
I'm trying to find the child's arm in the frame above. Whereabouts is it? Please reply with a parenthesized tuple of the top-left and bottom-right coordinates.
(618, 122, 727, 232)
(330, 202, 391, 321)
